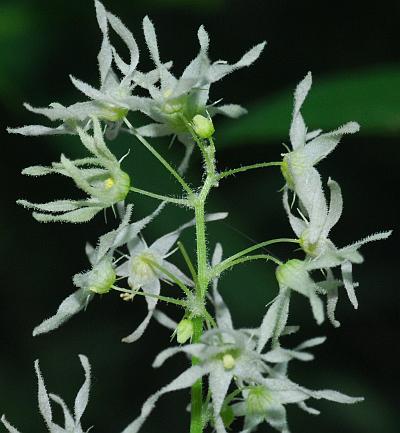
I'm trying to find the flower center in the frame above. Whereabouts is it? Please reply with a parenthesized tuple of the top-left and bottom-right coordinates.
(129, 251, 159, 287)
(104, 177, 115, 190)
(222, 353, 236, 370)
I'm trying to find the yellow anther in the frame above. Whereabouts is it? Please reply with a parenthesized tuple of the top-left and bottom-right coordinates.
(222, 353, 235, 370)
(104, 177, 115, 189)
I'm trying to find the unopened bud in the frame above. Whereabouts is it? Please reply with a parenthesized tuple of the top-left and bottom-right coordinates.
(176, 319, 194, 344)
(192, 114, 215, 139)
(88, 259, 116, 294)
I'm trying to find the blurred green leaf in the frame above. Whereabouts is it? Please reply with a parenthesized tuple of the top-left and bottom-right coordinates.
(218, 65, 400, 147)
(141, 0, 224, 11)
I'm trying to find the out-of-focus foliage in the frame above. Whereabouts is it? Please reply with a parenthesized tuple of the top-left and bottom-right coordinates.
(219, 66, 400, 147)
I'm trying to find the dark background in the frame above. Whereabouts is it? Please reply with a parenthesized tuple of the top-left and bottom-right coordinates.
(0, 1, 399, 432)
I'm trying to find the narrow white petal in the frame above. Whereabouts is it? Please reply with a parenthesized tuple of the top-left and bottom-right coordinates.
(35, 360, 54, 430)
(135, 123, 173, 137)
(74, 355, 91, 423)
(341, 260, 358, 309)
(152, 344, 203, 368)
(1, 416, 21, 433)
(121, 365, 208, 433)
(153, 309, 177, 330)
(290, 72, 312, 150)
(323, 178, 343, 237)
(49, 394, 75, 430)
(32, 207, 102, 224)
(33, 289, 92, 336)
(282, 189, 307, 238)
(208, 104, 247, 118)
(122, 310, 153, 344)
(257, 289, 290, 352)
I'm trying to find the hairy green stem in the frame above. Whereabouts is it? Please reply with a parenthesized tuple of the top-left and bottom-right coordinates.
(123, 117, 194, 197)
(190, 316, 204, 433)
(190, 139, 217, 433)
(215, 238, 299, 274)
(213, 253, 283, 277)
(130, 186, 189, 206)
(217, 161, 282, 180)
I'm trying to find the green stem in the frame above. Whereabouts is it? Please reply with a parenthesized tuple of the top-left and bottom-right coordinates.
(217, 161, 282, 180)
(143, 258, 191, 296)
(190, 316, 204, 433)
(111, 286, 186, 307)
(215, 238, 299, 274)
(178, 241, 199, 288)
(213, 253, 283, 277)
(123, 117, 194, 197)
(189, 137, 217, 433)
(130, 187, 189, 206)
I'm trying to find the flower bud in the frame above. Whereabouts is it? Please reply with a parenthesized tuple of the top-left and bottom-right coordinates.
(192, 114, 215, 139)
(176, 319, 194, 344)
(88, 259, 116, 294)
(246, 386, 272, 415)
(222, 353, 236, 370)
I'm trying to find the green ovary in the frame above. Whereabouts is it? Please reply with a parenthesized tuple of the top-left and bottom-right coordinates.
(88, 260, 116, 294)
(246, 386, 272, 416)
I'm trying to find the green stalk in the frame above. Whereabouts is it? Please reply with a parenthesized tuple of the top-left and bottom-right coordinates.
(189, 316, 204, 433)
(190, 141, 216, 433)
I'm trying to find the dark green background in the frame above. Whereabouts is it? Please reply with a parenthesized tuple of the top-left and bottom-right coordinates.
(0, 1, 399, 432)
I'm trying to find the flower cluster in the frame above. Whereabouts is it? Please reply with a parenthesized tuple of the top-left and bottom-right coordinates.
(122, 245, 362, 433)
(272, 72, 391, 328)
(3, 2, 391, 433)
(9, 1, 264, 171)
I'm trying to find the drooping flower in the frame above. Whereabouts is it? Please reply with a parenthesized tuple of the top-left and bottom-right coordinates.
(7, 1, 162, 138)
(17, 118, 130, 223)
(126, 16, 265, 170)
(31, 204, 163, 336)
(281, 72, 359, 190)
(282, 177, 392, 325)
(1, 355, 92, 433)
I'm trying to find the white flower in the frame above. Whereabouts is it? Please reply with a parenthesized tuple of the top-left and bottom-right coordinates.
(130, 16, 265, 159)
(17, 118, 130, 223)
(121, 276, 362, 433)
(7, 1, 162, 138)
(281, 72, 359, 190)
(1, 355, 92, 433)
(283, 177, 392, 325)
(116, 213, 227, 343)
(31, 204, 163, 337)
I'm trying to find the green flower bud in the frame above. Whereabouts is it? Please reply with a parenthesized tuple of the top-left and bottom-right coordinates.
(246, 386, 272, 416)
(176, 319, 194, 344)
(276, 259, 307, 288)
(88, 259, 116, 294)
(192, 114, 215, 139)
